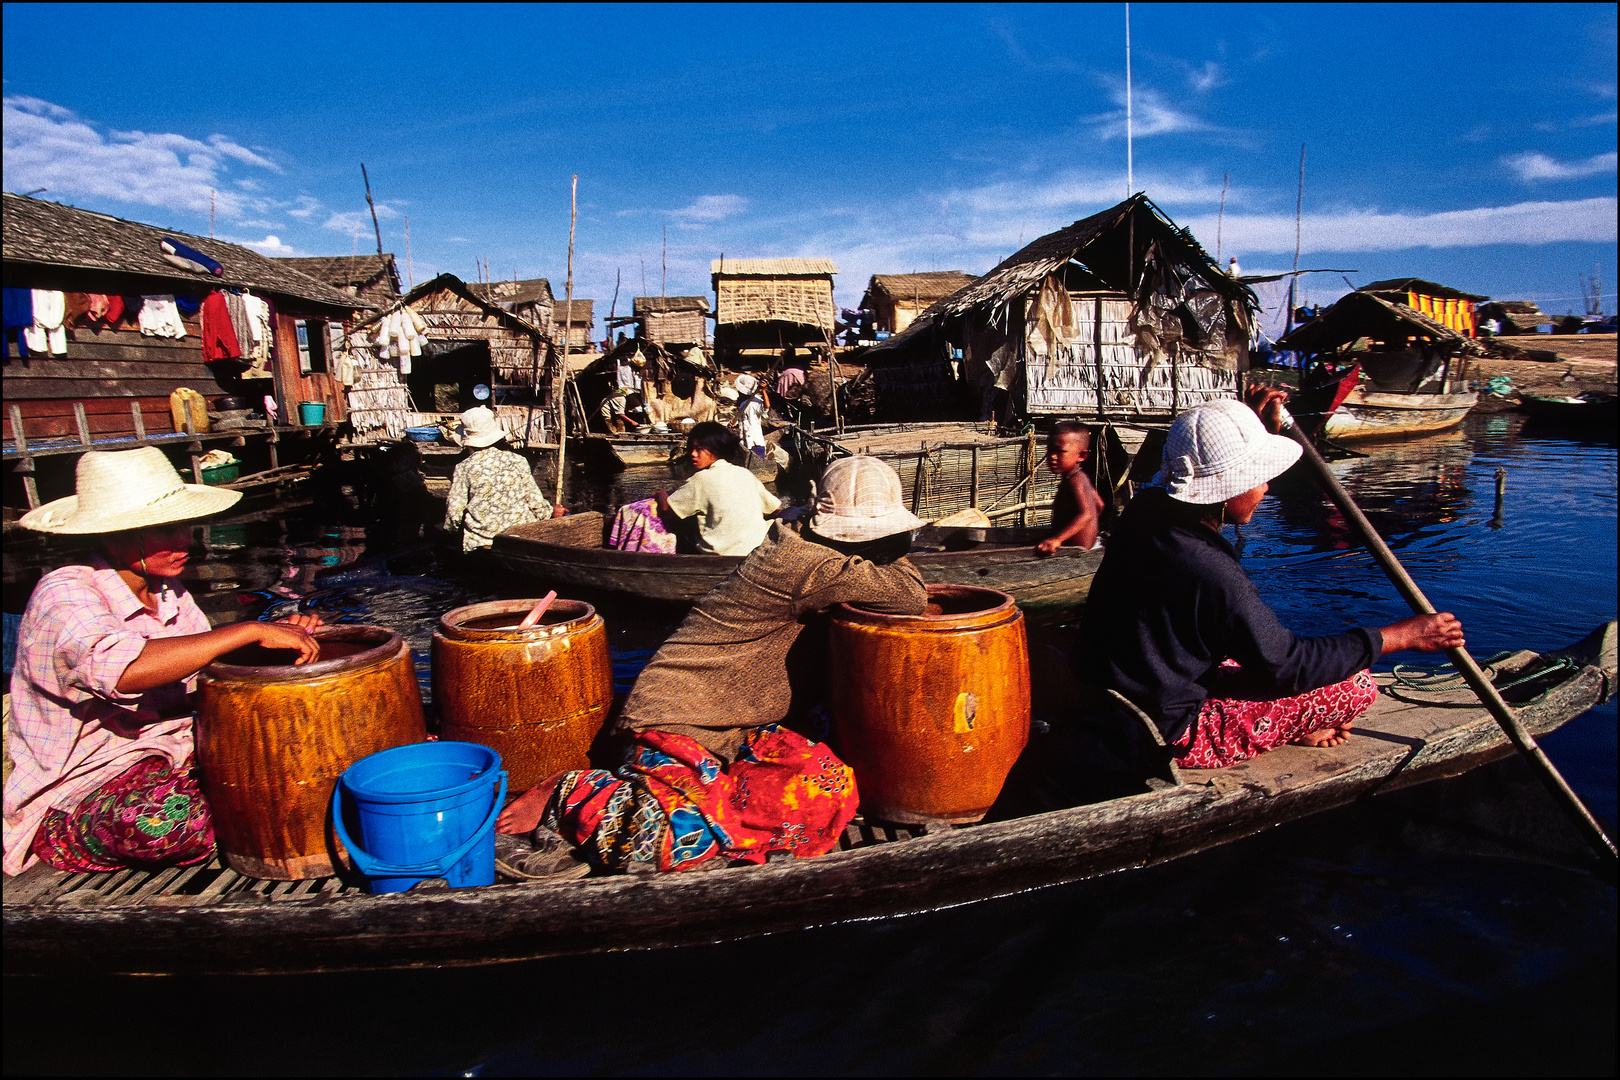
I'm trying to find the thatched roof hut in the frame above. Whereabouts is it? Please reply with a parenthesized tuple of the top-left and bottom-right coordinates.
(343, 274, 555, 443)
(551, 299, 595, 352)
(711, 257, 836, 362)
(276, 254, 401, 310)
(1276, 291, 1465, 393)
(466, 278, 555, 334)
(631, 295, 710, 347)
(1477, 300, 1552, 335)
(861, 271, 976, 334)
(863, 195, 1257, 423)
(1357, 278, 1487, 338)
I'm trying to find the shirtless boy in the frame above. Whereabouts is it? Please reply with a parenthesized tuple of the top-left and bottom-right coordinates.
(1036, 422, 1106, 555)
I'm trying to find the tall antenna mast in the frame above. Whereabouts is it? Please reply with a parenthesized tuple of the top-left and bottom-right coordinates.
(1125, 3, 1134, 197)
(361, 164, 384, 257)
(1217, 173, 1229, 261)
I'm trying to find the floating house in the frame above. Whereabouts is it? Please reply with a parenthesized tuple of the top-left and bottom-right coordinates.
(862, 195, 1256, 423)
(342, 274, 555, 444)
(631, 295, 710, 349)
(1276, 290, 1466, 391)
(466, 278, 555, 337)
(711, 257, 837, 365)
(861, 272, 976, 334)
(551, 299, 595, 353)
(1476, 300, 1552, 335)
(1357, 279, 1486, 338)
(3, 194, 365, 506)
(277, 254, 402, 311)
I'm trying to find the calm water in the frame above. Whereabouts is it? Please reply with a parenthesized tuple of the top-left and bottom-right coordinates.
(4, 413, 1615, 1076)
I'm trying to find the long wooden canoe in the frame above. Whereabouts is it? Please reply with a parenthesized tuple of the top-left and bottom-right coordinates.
(1323, 390, 1478, 440)
(4, 621, 1612, 978)
(487, 511, 1105, 613)
(1518, 391, 1618, 431)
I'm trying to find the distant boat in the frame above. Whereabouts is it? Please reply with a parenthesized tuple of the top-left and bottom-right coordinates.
(1517, 391, 1618, 431)
(1322, 389, 1478, 440)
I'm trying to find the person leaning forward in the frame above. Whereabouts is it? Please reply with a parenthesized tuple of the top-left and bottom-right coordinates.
(5, 447, 325, 876)
(443, 406, 567, 552)
(496, 455, 928, 875)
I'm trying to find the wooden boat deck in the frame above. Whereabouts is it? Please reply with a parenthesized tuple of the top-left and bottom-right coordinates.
(6, 622, 1611, 977)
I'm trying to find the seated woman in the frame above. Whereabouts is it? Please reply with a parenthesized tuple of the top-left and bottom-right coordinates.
(444, 406, 567, 553)
(5, 447, 323, 877)
(997, 392, 1464, 814)
(499, 455, 928, 873)
(608, 422, 779, 555)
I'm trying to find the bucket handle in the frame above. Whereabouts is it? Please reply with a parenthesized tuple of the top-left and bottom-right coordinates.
(331, 771, 508, 879)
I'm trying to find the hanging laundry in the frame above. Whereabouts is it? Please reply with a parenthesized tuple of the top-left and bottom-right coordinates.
(63, 293, 93, 327)
(85, 294, 124, 326)
(224, 292, 252, 356)
(199, 292, 243, 362)
(24, 290, 68, 355)
(173, 294, 202, 318)
(120, 296, 143, 327)
(160, 238, 224, 276)
(137, 296, 187, 339)
(3, 287, 34, 358)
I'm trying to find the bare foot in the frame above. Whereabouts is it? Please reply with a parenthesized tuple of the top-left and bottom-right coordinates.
(496, 771, 568, 834)
(1293, 723, 1352, 748)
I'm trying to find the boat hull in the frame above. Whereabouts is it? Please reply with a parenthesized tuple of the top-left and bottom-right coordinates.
(1323, 391, 1477, 440)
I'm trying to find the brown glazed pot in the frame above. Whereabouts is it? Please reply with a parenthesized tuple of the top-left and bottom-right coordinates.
(196, 624, 427, 880)
(829, 584, 1030, 824)
(431, 599, 613, 795)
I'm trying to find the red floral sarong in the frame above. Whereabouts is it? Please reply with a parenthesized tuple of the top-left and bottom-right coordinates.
(1173, 667, 1378, 770)
(30, 755, 215, 873)
(544, 724, 858, 872)
(608, 497, 677, 553)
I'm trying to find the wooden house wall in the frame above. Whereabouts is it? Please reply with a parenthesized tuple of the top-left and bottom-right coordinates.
(270, 312, 347, 423)
(409, 293, 546, 385)
(642, 309, 706, 345)
(554, 324, 593, 351)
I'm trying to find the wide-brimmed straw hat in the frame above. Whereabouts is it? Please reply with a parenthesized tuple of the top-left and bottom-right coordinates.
(733, 374, 759, 397)
(1150, 398, 1301, 505)
(459, 406, 506, 448)
(20, 446, 241, 535)
(811, 456, 926, 543)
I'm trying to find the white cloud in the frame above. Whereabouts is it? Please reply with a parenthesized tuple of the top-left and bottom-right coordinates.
(285, 195, 321, 220)
(667, 194, 748, 223)
(446, 236, 472, 244)
(1181, 197, 1618, 254)
(1187, 61, 1226, 93)
(1090, 86, 1219, 140)
(238, 234, 296, 256)
(2, 95, 282, 219)
(1503, 150, 1617, 181)
(322, 205, 400, 234)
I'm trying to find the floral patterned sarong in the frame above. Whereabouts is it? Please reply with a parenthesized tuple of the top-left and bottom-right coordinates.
(30, 755, 215, 873)
(608, 497, 677, 553)
(544, 724, 858, 872)
(1173, 667, 1378, 769)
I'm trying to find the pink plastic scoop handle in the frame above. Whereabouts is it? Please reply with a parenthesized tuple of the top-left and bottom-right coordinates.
(517, 590, 558, 631)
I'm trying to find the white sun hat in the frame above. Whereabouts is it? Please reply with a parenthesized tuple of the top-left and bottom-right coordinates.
(20, 446, 241, 535)
(1151, 398, 1301, 505)
(459, 406, 506, 448)
(717, 386, 740, 403)
(811, 455, 926, 543)
(733, 373, 759, 397)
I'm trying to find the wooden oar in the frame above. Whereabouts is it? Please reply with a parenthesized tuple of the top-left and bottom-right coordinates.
(1278, 409, 1617, 861)
(517, 590, 558, 632)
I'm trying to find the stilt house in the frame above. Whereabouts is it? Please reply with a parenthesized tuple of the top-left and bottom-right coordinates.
(277, 254, 402, 311)
(631, 295, 710, 349)
(551, 299, 595, 353)
(861, 195, 1257, 423)
(1357, 279, 1486, 338)
(2, 193, 363, 446)
(711, 257, 837, 365)
(342, 274, 555, 444)
(466, 278, 555, 338)
(861, 271, 976, 334)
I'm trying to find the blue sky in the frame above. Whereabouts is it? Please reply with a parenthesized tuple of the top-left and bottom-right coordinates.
(4, 3, 1615, 324)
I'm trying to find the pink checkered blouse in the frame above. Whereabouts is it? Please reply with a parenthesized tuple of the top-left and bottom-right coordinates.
(4, 558, 209, 875)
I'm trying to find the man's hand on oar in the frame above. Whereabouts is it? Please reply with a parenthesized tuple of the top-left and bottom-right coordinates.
(1378, 612, 1466, 655)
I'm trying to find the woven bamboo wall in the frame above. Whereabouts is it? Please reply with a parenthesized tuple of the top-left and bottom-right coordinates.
(643, 309, 706, 345)
(869, 436, 1056, 528)
(715, 277, 836, 331)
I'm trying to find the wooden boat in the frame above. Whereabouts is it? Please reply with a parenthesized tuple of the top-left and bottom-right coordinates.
(1517, 391, 1618, 431)
(5, 621, 1611, 977)
(1322, 389, 1478, 441)
(580, 431, 682, 468)
(486, 511, 1105, 613)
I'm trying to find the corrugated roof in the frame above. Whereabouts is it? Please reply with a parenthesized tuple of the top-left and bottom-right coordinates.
(710, 257, 837, 277)
(633, 295, 710, 314)
(1359, 278, 1489, 303)
(466, 278, 554, 306)
(553, 299, 594, 324)
(2, 193, 364, 310)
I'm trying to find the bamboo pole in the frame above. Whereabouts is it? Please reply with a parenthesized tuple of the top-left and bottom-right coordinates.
(554, 175, 578, 507)
(1280, 409, 1616, 862)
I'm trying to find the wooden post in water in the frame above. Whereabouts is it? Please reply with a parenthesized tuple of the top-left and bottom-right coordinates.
(970, 444, 981, 508)
(555, 174, 578, 507)
(1489, 466, 1506, 530)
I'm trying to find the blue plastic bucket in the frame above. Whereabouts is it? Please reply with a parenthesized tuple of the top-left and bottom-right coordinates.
(332, 741, 507, 894)
(298, 401, 327, 426)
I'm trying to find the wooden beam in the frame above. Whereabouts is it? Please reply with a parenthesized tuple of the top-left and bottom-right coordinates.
(73, 402, 91, 446)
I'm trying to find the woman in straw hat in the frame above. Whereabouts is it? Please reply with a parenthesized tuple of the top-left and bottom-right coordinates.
(999, 390, 1465, 814)
(5, 447, 323, 876)
(496, 455, 928, 876)
(443, 406, 567, 553)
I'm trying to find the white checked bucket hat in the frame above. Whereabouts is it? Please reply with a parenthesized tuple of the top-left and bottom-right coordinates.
(20, 446, 241, 535)
(459, 406, 506, 448)
(1151, 398, 1301, 505)
(812, 455, 926, 543)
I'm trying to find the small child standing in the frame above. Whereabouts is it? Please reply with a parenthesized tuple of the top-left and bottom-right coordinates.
(1037, 421, 1106, 555)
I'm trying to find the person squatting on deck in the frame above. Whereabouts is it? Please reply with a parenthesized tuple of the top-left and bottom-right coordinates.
(4, 448, 323, 876)
(1036, 421, 1106, 555)
(499, 456, 928, 872)
(995, 391, 1465, 814)
(444, 406, 568, 552)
